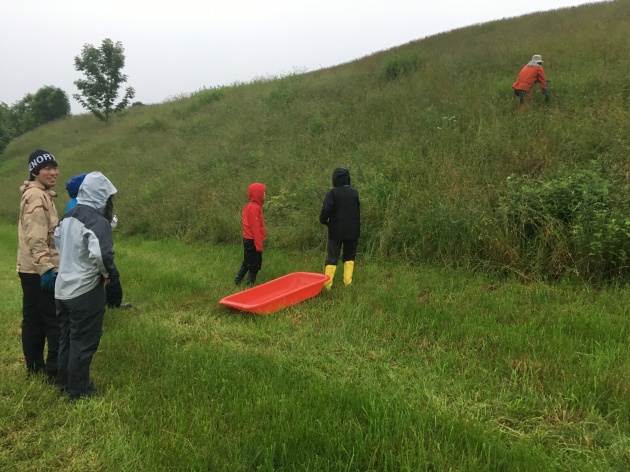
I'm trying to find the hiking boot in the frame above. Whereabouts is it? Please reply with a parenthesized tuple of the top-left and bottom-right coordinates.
(68, 389, 103, 402)
(44, 370, 58, 385)
(246, 271, 258, 287)
(68, 380, 102, 401)
(235, 267, 247, 285)
(26, 363, 45, 378)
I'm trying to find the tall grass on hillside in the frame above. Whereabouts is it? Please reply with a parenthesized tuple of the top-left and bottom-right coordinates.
(1, 223, 629, 470)
(1, 1, 629, 281)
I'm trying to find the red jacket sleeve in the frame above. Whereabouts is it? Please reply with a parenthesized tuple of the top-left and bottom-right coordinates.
(246, 205, 265, 252)
(538, 68, 547, 91)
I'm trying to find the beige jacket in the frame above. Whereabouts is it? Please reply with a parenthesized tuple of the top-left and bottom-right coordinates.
(17, 180, 60, 275)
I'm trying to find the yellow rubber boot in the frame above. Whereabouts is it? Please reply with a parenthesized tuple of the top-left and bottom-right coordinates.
(324, 265, 336, 290)
(343, 261, 355, 286)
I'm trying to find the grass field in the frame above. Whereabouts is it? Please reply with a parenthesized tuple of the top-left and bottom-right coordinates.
(1, 222, 629, 471)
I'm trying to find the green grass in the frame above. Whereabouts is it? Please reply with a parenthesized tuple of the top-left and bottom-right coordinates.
(1, 222, 629, 470)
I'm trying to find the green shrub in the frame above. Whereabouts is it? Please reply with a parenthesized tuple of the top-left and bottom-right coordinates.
(173, 87, 224, 117)
(308, 112, 327, 136)
(380, 52, 424, 81)
(136, 118, 167, 132)
(193, 87, 223, 106)
(264, 80, 296, 109)
(498, 165, 630, 281)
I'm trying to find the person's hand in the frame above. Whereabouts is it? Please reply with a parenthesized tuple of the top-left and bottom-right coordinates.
(40, 269, 57, 292)
(103, 278, 110, 287)
(106, 277, 122, 305)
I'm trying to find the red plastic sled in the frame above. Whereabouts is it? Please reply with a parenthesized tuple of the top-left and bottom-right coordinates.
(219, 272, 330, 315)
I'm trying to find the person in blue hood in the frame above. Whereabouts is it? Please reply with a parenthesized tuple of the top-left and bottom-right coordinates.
(319, 167, 360, 290)
(54, 172, 119, 400)
(65, 173, 87, 213)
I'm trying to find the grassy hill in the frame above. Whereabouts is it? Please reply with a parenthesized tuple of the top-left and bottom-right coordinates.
(1, 1, 629, 282)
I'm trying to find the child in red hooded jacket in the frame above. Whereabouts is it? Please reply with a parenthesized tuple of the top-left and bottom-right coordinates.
(234, 183, 266, 286)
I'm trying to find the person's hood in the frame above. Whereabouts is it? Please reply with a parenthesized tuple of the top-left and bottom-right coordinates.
(66, 173, 87, 199)
(76, 171, 117, 214)
(332, 167, 350, 187)
(20, 180, 57, 197)
(247, 183, 266, 205)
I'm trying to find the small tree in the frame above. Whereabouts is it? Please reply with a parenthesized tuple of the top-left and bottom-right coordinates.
(32, 86, 71, 123)
(6, 86, 70, 137)
(73, 38, 135, 123)
(10, 94, 38, 136)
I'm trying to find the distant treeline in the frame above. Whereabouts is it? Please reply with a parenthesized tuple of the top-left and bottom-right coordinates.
(0, 86, 71, 154)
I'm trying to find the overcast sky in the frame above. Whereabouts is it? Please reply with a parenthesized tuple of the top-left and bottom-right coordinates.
(1, 0, 607, 114)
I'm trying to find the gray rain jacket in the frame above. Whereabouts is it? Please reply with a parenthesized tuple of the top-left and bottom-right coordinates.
(54, 172, 118, 300)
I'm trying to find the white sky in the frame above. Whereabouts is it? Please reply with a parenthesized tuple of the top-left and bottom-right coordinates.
(1, 0, 607, 114)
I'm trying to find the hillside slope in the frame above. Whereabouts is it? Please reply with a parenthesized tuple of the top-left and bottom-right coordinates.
(1, 1, 629, 280)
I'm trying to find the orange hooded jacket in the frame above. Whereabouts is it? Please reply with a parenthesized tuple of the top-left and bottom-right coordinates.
(512, 62, 547, 92)
(242, 183, 266, 252)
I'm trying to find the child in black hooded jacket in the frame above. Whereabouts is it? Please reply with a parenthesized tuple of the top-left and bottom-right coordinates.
(319, 167, 360, 289)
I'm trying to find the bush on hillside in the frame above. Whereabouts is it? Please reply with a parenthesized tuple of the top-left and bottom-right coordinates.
(264, 81, 296, 110)
(380, 52, 425, 82)
(498, 165, 630, 281)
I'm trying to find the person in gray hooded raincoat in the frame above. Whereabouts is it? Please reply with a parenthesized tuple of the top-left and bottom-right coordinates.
(54, 171, 118, 400)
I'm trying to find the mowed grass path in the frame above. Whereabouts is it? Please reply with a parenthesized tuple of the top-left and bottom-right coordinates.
(0, 223, 629, 471)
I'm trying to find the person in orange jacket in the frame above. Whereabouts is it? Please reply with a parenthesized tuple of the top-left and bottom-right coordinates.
(234, 183, 266, 287)
(513, 54, 549, 112)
